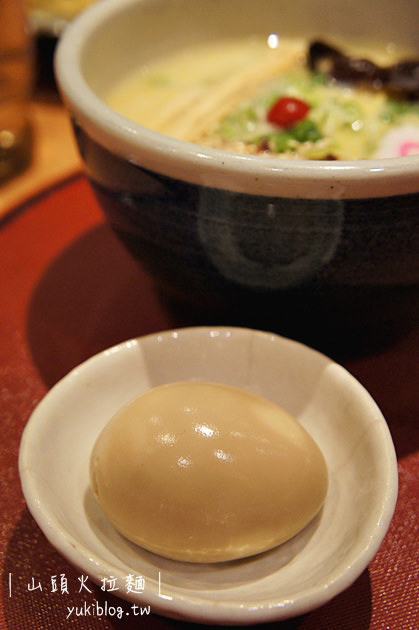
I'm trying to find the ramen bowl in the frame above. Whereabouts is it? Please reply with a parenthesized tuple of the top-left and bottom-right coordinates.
(55, 0, 419, 327)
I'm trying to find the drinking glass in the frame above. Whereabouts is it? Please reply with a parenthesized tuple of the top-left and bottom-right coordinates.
(0, 0, 34, 182)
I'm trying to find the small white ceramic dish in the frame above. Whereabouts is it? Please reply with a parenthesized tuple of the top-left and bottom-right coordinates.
(19, 327, 398, 625)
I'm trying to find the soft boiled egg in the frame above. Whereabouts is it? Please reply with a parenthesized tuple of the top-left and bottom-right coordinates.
(90, 381, 328, 563)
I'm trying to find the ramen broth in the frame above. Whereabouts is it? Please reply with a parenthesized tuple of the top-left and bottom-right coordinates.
(105, 36, 419, 160)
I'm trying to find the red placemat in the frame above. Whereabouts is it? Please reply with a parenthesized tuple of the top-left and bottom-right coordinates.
(0, 175, 418, 629)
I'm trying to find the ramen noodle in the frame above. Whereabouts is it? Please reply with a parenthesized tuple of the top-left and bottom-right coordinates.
(106, 36, 419, 160)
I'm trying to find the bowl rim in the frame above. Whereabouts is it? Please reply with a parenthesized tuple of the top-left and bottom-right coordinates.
(54, 0, 419, 198)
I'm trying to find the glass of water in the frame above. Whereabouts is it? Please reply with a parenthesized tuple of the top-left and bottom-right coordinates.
(0, 0, 34, 182)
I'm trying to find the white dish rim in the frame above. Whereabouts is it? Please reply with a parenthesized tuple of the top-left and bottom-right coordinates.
(19, 326, 399, 625)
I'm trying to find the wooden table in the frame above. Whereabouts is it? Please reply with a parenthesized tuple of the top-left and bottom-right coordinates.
(0, 93, 81, 219)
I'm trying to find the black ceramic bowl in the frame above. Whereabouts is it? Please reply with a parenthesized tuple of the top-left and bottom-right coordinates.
(55, 0, 419, 327)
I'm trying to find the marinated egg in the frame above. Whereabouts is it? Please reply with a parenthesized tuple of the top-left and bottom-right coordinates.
(90, 381, 328, 563)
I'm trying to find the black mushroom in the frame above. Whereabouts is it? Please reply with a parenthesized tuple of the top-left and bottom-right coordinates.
(308, 40, 419, 100)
